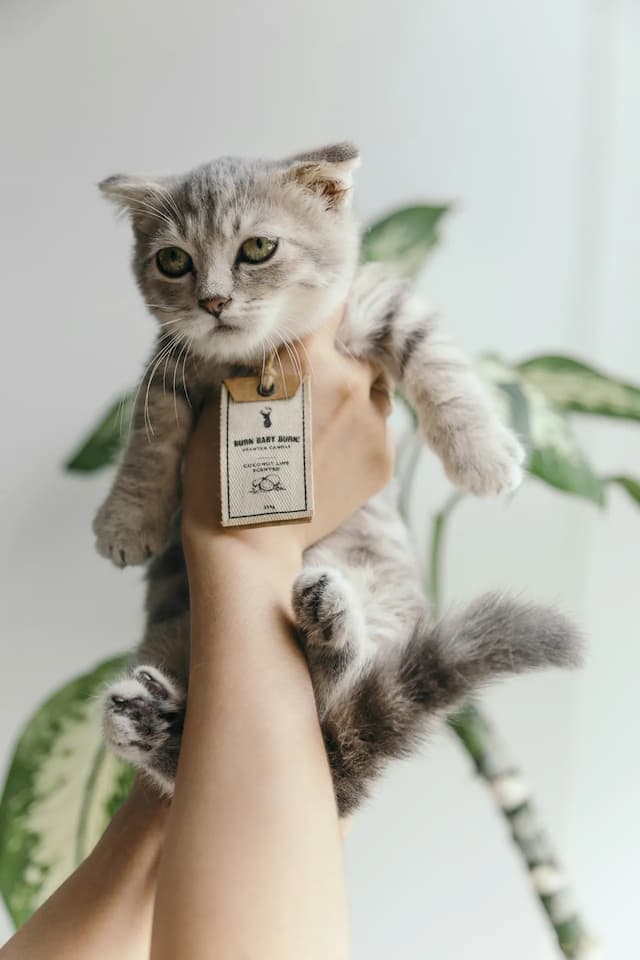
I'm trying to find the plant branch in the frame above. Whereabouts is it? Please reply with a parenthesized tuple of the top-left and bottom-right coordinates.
(427, 494, 596, 958)
(426, 491, 463, 616)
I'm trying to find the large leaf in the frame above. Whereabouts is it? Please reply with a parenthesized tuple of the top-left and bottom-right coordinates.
(361, 204, 449, 277)
(0, 656, 134, 927)
(65, 392, 134, 473)
(479, 357, 605, 506)
(518, 355, 640, 421)
(608, 475, 640, 508)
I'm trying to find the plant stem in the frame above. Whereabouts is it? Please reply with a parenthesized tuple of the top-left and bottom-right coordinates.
(427, 491, 463, 615)
(428, 496, 595, 958)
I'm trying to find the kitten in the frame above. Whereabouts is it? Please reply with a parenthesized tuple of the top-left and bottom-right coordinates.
(97, 144, 581, 815)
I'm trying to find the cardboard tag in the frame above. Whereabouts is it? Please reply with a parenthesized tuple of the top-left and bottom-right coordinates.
(220, 375, 314, 527)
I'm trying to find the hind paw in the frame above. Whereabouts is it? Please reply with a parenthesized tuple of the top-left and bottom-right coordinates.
(293, 568, 357, 649)
(103, 665, 184, 791)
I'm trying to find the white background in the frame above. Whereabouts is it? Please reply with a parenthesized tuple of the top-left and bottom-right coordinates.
(1, 1, 639, 956)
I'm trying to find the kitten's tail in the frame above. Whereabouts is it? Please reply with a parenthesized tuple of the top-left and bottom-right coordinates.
(402, 592, 583, 713)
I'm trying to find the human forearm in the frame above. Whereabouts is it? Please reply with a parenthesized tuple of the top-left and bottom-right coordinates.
(150, 539, 350, 960)
(0, 785, 166, 960)
(148, 319, 394, 959)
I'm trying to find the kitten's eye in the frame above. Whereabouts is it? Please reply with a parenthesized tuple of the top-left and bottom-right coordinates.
(156, 247, 193, 278)
(238, 237, 278, 264)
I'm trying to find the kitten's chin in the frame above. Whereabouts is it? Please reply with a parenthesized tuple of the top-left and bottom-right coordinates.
(191, 281, 353, 364)
(193, 328, 264, 363)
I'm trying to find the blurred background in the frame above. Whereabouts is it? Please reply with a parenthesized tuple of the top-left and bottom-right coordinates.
(1, 0, 638, 956)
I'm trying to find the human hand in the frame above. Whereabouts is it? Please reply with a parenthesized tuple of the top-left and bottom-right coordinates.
(182, 306, 395, 562)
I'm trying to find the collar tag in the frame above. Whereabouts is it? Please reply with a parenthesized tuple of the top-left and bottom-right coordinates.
(219, 375, 314, 527)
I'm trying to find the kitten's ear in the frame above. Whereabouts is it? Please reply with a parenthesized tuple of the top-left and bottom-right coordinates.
(98, 174, 172, 228)
(282, 142, 360, 209)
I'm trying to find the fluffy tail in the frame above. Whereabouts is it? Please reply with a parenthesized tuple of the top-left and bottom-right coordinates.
(402, 592, 583, 714)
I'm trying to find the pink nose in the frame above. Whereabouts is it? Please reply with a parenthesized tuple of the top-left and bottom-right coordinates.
(199, 296, 231, 316)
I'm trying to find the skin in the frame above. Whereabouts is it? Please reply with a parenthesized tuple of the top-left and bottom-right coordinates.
(0, 309, 393, 960)
(0, 782, 168, 960)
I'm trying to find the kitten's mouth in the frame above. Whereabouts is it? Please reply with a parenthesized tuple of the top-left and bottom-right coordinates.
(212, 322, 240, 335)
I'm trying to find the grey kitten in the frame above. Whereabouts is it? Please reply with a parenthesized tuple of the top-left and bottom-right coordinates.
(97, 144, 581, 816)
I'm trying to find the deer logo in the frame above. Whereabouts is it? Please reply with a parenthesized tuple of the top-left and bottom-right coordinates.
(260, 406, 273, 429)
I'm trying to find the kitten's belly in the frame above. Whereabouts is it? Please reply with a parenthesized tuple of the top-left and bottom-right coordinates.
(143, 489, 426, 675)
(304, 488, 426, 654)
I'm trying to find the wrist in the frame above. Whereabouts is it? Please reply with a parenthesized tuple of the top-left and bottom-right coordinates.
(79, 784, 167, 895)
(183, 527, 303, 589)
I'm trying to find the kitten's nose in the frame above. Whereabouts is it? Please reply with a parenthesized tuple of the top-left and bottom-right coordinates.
(199, 296, 231, 317)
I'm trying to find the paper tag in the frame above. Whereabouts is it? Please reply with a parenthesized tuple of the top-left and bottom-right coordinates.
(220, 375, 314, 527)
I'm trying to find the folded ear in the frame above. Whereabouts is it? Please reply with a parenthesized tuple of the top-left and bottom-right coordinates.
(98, 173, 175, 231)
(282, 142, 360, 209)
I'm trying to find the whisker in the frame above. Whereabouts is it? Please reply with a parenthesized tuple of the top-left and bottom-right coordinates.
(281, 338, 302, 387)
(153, 184, 184, 230)
(273, 343, 287, 399)
(128, 195, 174, 220)
(145, 336, 179, 436)
(128, 339, 175, 441)
(181, 337, 193, 409)
(264, 334, 288, 400)
(260, 343, 266, 392)
(172, 338, 189, 424)
(126, 199, 174, 228)
(144, 335, 182, 439)
(282, 327, 306, 383)
(144, 303, 184, 313)
(162, 341, 174, 394)
(157, 318, 184, 328)
(126, 199, 175, 231)
(287, 339, 304, 383)
(279, 323, 315, 377)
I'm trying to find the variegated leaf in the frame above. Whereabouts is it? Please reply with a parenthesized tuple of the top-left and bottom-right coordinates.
(0, 656, 134, 927)
(518, 355, 640, 421)
(361, 205, 449, 277)
(608, 475, 640, 507)
(479, 357, 605, 506)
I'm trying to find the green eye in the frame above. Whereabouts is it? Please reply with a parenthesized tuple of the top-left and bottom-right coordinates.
(156, 247, 193, 278)
(238, 237, 278, 264)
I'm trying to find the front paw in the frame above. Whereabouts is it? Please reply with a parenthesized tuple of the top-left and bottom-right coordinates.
(93, 496, 171, 567)
(434, 421, 525, 497)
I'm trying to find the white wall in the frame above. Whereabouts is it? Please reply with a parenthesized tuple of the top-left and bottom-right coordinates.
(1, 0, 638, 956)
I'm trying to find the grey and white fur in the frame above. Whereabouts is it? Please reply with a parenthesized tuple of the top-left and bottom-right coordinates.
(97, 144, 581, 816)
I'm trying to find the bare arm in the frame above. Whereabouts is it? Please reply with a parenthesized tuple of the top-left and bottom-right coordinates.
(150, 312, 393, 960)
(0, 784, 168, 960)
(1, 314, 390, 960)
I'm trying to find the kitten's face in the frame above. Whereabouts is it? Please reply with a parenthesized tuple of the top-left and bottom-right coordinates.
(101, 144, 360, 363)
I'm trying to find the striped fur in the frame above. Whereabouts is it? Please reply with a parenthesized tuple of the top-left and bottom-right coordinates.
(98, 147, 581, 814)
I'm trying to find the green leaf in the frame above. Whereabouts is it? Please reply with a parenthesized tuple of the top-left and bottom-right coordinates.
(518, 355, 640, 421)
(494, 380, 533, 457)
(65, 392, 134, 473)
(361, 204, 450, 277)
(0, 656, 133, 927)
(479, 357, 605, 506)
(608, 475, 640, 507)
